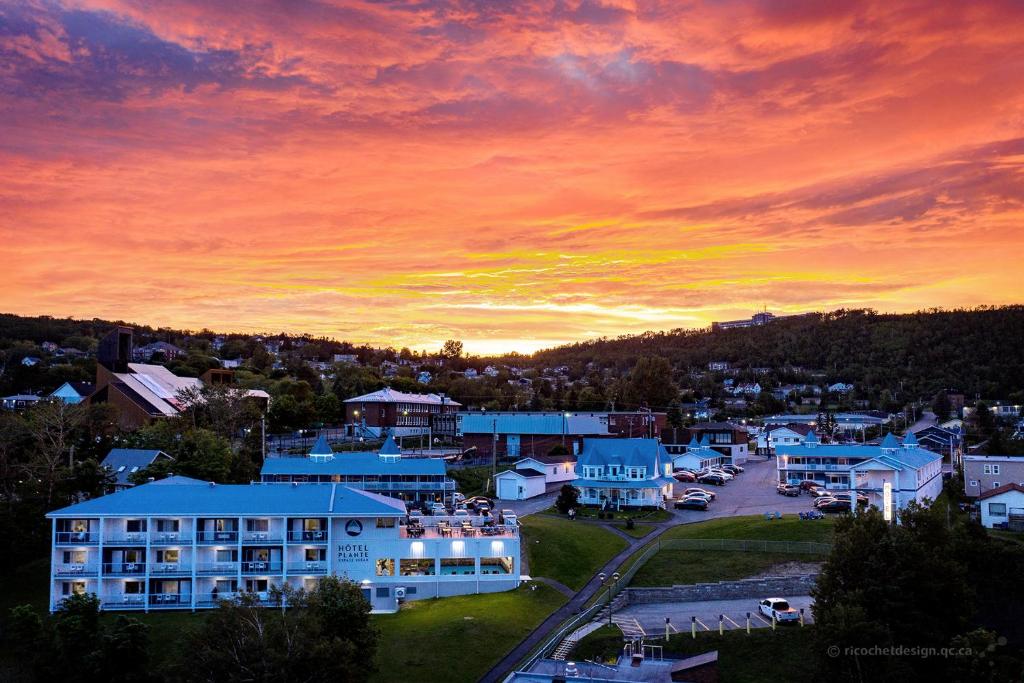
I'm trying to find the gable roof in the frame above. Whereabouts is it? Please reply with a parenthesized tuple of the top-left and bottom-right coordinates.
(513, 455, 576, 466)
(576, 438, 668, 474)
(766, 423, 815, 436)
(343, 388, 460, 406)
(51, 381, 95, 398)
(46, 481, 407, 518)
(100, 449, 172, 486)
(496, 468, 546, 479)
(309, 434, 333, 457)
(979, 482, 1024, 501)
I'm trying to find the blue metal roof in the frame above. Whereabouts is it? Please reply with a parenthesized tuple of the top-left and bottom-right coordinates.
(879, 432, 901, 449)
(309, 434, 333, 456)
(576, 438, 668, 472)
(47, 481, 407, 518)
(261, 452, 447, 476)
(378, 434, 401, 455)
(901, 430, 918, 446)
(459, 412, 608, 436)
(100, 449, 171, 486)
(776, 442, 940, 470)
(572, 477, 676, 489)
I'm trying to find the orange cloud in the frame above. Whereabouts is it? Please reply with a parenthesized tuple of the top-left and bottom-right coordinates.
(1, 0, 1022, 353)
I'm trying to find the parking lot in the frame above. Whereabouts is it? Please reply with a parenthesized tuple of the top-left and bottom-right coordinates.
(616, 595, 815, 635)
(669, 456, 814, 522)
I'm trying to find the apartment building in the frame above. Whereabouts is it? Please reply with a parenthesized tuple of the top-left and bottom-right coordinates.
(776, 431, 943, 511)
(46, 477, 520, 614)
(963, 455, 1024, 498)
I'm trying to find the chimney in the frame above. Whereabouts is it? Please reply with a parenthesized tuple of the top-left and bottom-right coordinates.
(98, 326, 133, 373)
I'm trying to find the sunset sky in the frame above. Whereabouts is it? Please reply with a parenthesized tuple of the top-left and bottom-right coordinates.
(2, 1, 1023, 354)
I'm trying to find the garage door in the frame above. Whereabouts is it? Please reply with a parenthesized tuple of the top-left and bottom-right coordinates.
(497, 477, 521, 500)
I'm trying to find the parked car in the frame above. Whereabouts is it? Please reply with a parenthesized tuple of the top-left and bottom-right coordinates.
(680, 492, 713, 504)
(708, 468, 734, 480)
(673, 471, 697, 482)
(429, 502, 448, 515)
(831, 492, 869, 506)
(776, 484, 800, 497)
(758, 598, 799, 623)
(454, 492, 466, 503)
(464, 496, 494, 510)
(452, 509, 470, 518)
(798, 480, 822, 491)
(674, 497, 709, 511)
(682, 487, 716, 501)
(721, 464, 744, 475)
(818, 499, 853, 513)
(808, 487, 830, 497)
(698, 473, 728, 486)
(813, 496, 838, 508)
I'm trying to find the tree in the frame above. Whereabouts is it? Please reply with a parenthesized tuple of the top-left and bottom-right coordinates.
(816, 409, 839, 443)
(555, 484, 580, 513)
(26, 399, 86, 505)
(440, 339, 464, 360)
(932, 391, 952, 422)
(666, 401, 683, 429)
(620, 356, 678, 410)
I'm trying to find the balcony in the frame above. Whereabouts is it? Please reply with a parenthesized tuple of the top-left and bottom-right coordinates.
(196, 531, 238, 545)
(241, 561, 283, 575)
(287, 561, 327, 574)
(102, 562, 146, 576)
(56, 532, 98, 545)
(55, 563, 98, 577)
(148, 593, 188, 608)
(287, 530, 327, 543)
(101, 593, 146, 610)
(241, 532, 283, 544)
(150, 563, 190, 577)
(150, 532, 187, 545)
(195, 591, 239, 608)
(196, 562, 240, 576)
(104, 533, 148, 545)
(400, 522, 518, 539)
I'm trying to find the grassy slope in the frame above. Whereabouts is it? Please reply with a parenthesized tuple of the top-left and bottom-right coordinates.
(574, 624, 817, 683)
(613, 523, 656, 538)
(630, 549, 823, 586)
(521, 516, 628, 590)
(662, 515, 836, 543)
(372, 584, 565, 683)
(449, 465, 494, 497)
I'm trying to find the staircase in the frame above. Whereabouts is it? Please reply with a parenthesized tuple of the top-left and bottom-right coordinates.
(550, 621, 606, 660)
(611, 614, 645, 640)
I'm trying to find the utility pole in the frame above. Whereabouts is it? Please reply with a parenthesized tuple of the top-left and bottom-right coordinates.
(491, 418, 498, 485)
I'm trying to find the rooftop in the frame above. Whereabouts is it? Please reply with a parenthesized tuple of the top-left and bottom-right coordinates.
(344, 388, 461, 406)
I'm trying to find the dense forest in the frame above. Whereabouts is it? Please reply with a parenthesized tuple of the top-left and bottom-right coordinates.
(526, 307, 1024, 402)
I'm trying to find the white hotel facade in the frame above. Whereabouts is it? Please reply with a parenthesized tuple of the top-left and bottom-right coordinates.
(46, 476, 520, 613)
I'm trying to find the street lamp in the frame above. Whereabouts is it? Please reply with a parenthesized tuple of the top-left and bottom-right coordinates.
(562, 412, 571, 448)
(597, 571, 621, 625)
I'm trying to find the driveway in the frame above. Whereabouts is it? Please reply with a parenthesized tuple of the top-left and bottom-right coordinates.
(618, 595, 815, 634)
(668, 456, 814, 522)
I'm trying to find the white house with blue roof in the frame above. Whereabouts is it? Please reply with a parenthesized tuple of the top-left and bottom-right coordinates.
(46, 477, 520, 614)
(671, 435, 723, 472)
(776, 431, 942, 511)
(100, 449, 172, 491)
(572, 438, 675, 509)
(260, 434, 456, 506)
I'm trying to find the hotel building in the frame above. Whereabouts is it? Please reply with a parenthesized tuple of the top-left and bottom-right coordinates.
(572, 438, 675, 509)
(46, 477, 520, 614)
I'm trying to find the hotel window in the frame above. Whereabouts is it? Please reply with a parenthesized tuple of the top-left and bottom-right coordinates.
(303, 578, 320, 591)
(480, 557, 513, 575)
(400, 559, 435, 576)
(304, 519, 323, 531)
(305, 548, 325, 562)
(124, 581, 144, 595)
(70, 519, 89, 533)
(215, 549, 236, 563)
(157, 519, 179, 532)
(375, 558, 395, 576)
(62, 550, 87, 564)
(376, 517, 396, 529)
(156, 549, 179, 564)
(246, 519, 269, 532)
(62, 582, 87, 596)
(245, 579, 269, 593)
(587, 489, 597, 499)
(989, 503, 1007, 517)
(440, 558, 475, 575)
(126, 519, 146, 533)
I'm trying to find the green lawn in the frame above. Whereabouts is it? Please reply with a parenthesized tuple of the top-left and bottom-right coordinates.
(449, 465, 495, 497)
(545, 506, 672, 522)
(372, 583, 565, 683)
(629, 549, 824, 586)
(521, 516, 628, 590)
(613, 523, 657, 539)
(989, 529, 1024, 545)
(662, 515, 836, 543)
(574, 624, 817, 683)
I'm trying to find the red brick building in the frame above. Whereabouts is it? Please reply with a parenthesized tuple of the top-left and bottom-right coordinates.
(343, 388, 460, 438)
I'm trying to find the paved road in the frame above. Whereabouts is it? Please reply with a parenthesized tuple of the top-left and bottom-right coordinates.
(619, 595, 815, 634)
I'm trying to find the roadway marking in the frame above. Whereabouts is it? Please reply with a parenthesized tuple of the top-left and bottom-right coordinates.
(754, 613, 773, 626)
(693, 617, 711, 631)
(723, 614, 743, 629)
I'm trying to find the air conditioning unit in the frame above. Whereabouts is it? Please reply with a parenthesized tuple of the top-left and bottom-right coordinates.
(394, 587, 407, 600)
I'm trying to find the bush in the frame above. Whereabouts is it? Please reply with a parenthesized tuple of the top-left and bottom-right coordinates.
(625, 518, 635, 530)
(555, 483, 580, 514)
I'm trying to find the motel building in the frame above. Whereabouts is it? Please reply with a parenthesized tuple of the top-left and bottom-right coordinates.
(46, 477, 520, 614)
(776, 431, 943, 511)
(573, 438, 676, 510)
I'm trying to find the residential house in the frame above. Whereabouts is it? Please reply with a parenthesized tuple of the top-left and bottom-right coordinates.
(132, 342, 186, 363)
(41, 341, 59, 353)
(343, 388, 460, 439)
(45, 477, 519, 613)
(464, 368, 478, 379)
(333, 354, 358, 364)
(100, 449, 173, 491)
(755, 423, 815, 455)
(49, 381, 95, 405)
(494, 468, 547, 500)
(963, 455, 1024, 498)
(977, 483, 1024, 530)
(911, 424, 962, 464)
(260, 434, 456, 505)
(707, 361, 731, 371)
(21, 356, 41, 367)
(572, 438, 675, 509)
(483, 365, 500, 377)
(671, 435, 723, 471)
(828, 382, 854, 394)
(777, 431, 943, 511)
(1, 394, 41, 410)
(668, 422, 750, 464)
(416, 371, 432, 384)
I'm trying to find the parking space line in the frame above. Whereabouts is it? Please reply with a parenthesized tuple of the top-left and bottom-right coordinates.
(754, 613, 773, 626)
(723, 615, 743, 629)
(693, 617, 711, 631)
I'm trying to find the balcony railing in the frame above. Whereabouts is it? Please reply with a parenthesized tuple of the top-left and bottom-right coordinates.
(101, 593, 146, 609)
(359, 481, 457, 491)
(195, 591, 239, 607)
(148, 593, 188, 608)
(150, 563, 190, 576)
(104, 533, 148, 545)
(102, 562, 146, 576)
(287, 561, 327, 574)
(55, 563, 99, 577)
(241, 532, 283, 544)
(196, 531, 238, 544)
(56, 532, 98, 545)
(196, 562, 240, 576)
(241, 561, 283, 575)
(287, 530, 327, 543)
(150, 532, 187, 545)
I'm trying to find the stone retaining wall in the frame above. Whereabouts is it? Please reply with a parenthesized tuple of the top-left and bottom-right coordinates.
(624, 574, 818, 604)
